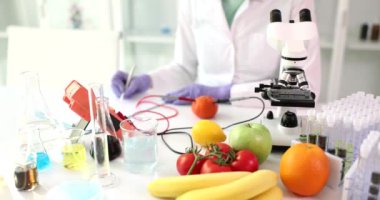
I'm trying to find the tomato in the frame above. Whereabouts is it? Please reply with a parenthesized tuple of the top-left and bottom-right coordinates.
(206, 143, 232, 154)
(176, 153, 205, 175)
(200, 159, 232, 174)
(231, 150, 259, 172)
(206, 143, 233, 161)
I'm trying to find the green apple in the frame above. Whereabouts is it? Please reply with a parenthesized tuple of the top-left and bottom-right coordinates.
(229, 123, 272, 164)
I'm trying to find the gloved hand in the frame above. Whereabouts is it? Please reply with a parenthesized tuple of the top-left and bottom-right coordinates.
(165, 83, 232, 105)
(111, 70, 152, 99)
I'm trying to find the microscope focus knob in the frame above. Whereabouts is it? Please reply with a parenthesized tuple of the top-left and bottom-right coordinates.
(299, 9, 311, 22)
(280, 111, 298, 128)
(270, 9, 282, 23)
(266, 111, 274, 119)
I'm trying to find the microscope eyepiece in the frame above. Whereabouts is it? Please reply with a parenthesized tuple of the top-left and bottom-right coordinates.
(299, 9, 311, 22)
(270, 9, 282, 23)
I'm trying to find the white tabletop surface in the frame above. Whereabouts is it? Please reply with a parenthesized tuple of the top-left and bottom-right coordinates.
(0, 86, 342, 200)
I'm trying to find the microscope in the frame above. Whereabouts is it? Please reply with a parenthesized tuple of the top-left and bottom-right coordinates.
(255, 8, 317, 146)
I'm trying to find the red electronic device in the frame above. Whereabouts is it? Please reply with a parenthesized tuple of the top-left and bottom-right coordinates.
(63, 80, 130, 140)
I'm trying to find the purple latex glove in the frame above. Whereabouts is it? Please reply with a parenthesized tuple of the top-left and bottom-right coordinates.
(111, 70, 152, 99)
(165, 83, 232, 105)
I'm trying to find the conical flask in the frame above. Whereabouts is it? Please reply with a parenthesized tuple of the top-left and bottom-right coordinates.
(20, 71, 56, 129)
(88, 83, 117, 188)
(101, 97, 122, 160)
(19, 71, 53, 171)
(89, 97, 122, 161)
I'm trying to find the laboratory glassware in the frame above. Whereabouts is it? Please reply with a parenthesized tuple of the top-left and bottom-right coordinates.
(88, 83, 117, 188)
(14, 127, 39, 191)
(120, 116, 158, 174)
(89, 97, 122, 161)
(19, 71, 56, 171)
(61, 128, 86, 170)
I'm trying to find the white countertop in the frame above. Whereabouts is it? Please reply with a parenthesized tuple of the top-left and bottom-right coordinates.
(0, 86, 341, 200)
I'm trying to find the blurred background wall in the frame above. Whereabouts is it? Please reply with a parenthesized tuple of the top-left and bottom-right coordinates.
(0, 0, 379, 102)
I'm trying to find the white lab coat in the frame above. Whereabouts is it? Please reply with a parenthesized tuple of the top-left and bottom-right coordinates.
(149, 0, 321, 107)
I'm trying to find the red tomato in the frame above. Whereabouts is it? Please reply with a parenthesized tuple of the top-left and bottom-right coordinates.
(231, 150, 259, 172)
(206, 143, 233, 161)
(206, 143, 232, 154)
(200, 159, 232, 174)
(176, 153, 205, 175)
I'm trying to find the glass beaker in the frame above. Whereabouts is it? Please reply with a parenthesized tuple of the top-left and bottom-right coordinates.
(61, 129, 86, 170)
(88, 83, 117, 188)
(14, 128, 39, 191)
(120, 116, 158, 174)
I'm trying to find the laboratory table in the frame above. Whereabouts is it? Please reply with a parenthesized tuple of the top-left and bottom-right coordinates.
(0, 86, 342, 200)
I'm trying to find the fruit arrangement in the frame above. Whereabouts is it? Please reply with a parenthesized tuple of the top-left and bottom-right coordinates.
(148, 116, 331, 199)
(148, 170, 282, 200)
(186, 120, 273, 176)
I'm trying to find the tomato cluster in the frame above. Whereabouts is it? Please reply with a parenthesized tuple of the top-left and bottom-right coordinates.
(176, 143, 259, 175)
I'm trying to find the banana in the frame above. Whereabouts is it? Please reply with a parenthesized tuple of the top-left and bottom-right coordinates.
(249, 186, 283, 200)
(176, 170, 278, 200)
(147, 171, 249, 198)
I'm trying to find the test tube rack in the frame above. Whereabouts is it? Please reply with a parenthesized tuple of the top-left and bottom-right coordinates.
(295, 92, 380, 190)
(320, 92, 380, 173)
(342, 131, 380, 200)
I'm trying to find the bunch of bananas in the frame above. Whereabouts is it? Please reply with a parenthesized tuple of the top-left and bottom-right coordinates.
(148, 170, 282, 200)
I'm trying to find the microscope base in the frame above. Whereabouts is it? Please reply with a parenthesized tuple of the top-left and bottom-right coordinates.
(262, 117, 301, 146)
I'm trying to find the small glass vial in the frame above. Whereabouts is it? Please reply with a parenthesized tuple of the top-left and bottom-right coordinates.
(370, 23, 380, 41)
(360, 23, 369, 41)
(14, 128, 39, 191)
(14, 162, 38, 191)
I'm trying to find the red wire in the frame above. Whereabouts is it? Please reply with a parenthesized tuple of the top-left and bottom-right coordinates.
(134, 95, 179, 120)
(136, 100, 178, 120)
(131, 110, 170, 133)
(136, 95, 164, 105)
(131, 95, 180, 133)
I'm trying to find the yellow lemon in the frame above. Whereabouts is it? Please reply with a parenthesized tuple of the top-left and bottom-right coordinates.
(192, 120, 226, 146)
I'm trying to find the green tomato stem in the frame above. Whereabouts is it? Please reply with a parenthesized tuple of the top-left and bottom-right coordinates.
(187, 153, 201, 175)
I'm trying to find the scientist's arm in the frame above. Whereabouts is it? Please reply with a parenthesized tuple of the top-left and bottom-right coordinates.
(111, 0, 198, 99)
(231, 0, 321, 107)
(148, 0, 198, 94)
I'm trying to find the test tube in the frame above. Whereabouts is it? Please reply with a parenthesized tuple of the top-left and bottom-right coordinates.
(317, 113, 327, 151)
(352, 137, 371, 199)
(307, 109, 316, 143)
(362, 132, 380, 199)
(353, 119, 364, 160)
(298, 116, 308, 143)
(347, 116, 356, 169)
(326, 115, 336, 154)
(338, 148, 347, 181)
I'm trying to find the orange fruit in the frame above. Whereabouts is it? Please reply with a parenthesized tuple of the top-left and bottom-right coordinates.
(191, 96, 218, 119)
(280, 143, 330, 196)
